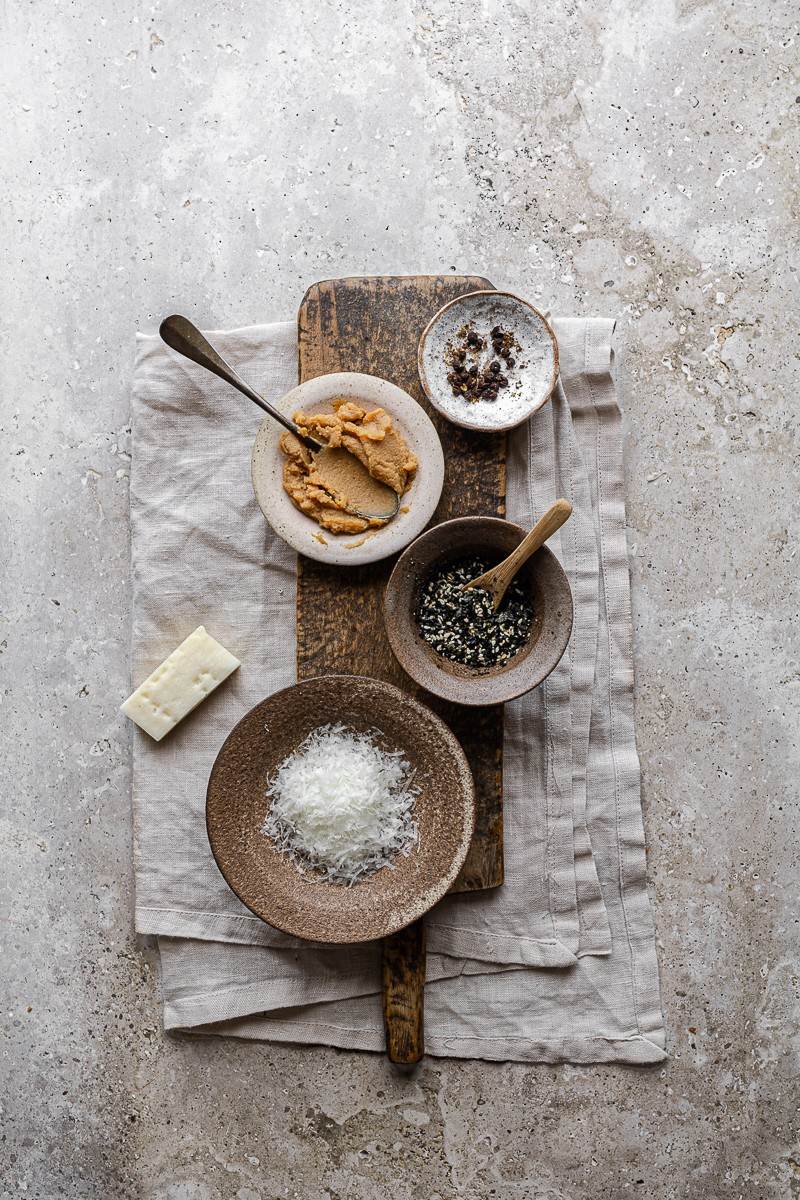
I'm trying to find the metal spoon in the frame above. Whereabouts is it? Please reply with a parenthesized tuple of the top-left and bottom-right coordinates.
(462, 498, 573, 610)
(159, 315, 399, 522)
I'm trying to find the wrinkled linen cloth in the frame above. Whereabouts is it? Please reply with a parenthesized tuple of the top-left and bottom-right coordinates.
(129, 316, 666, 1063)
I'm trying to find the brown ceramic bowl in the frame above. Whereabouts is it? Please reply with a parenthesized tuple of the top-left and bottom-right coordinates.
(383, 517, 573, 706)
(206, 675, 475, 944)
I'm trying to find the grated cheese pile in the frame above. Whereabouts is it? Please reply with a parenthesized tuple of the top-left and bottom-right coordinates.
(262, 724, 418, 885)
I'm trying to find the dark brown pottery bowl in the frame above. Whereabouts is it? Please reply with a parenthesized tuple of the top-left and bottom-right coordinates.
(206, 675, 475, 944)
(383, 517, 573, 706)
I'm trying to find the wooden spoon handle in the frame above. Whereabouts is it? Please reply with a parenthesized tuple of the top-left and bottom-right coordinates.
(382, 920, 425, 1064)
(492, 498, 573, 597)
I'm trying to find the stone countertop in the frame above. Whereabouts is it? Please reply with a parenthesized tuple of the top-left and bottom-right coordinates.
(2, 2, 797, 1197)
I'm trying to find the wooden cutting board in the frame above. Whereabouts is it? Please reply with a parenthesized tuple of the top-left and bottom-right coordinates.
(296, 275, 505, 1059)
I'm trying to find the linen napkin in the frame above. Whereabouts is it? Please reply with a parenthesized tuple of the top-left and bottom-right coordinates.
(128, 316, 666, 1063)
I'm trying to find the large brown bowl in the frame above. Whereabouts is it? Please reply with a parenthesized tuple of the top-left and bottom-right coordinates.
(383, 517, 573, 706)
(206, 675, 475, 944)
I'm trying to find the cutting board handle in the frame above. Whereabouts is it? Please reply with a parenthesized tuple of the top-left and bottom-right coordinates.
(382, 920, 426, 1064)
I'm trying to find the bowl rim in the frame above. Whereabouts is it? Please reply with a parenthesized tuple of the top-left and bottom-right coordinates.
(383, 516, 574, 706)
(417, 290, 560, 433)
(205, 674, 477, 943)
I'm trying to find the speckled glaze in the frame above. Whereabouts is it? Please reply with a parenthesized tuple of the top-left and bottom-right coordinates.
(383, 517, 573, 706)
(251, 371, 444, 566)
(206, 675, 475, 943)
(418, 291, 559, 432)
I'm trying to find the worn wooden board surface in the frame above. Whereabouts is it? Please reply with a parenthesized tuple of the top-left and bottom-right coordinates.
(381, 920, 426, 1064)
(296, 275, 505, 891)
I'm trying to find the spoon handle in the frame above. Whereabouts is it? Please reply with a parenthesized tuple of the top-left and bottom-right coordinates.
(159, 315, 315, 448)
(491, 499, 573, 602)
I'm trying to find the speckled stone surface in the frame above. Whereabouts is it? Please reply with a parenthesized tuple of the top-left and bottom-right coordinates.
(2, 2, 798, 1197)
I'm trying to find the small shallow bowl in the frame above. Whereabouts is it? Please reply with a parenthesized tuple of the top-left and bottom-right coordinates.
(383, 517, 573, 707)
(206, 675, 475, 944)
(418, 290, 559, 432)
(251, 371, 444, 567)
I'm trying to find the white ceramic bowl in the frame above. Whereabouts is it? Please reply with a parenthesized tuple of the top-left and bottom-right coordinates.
(418, 290, 559, 432)
(251, 372, 444, 567)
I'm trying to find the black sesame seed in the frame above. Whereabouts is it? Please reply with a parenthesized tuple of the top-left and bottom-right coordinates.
(415, 555, 534, 670)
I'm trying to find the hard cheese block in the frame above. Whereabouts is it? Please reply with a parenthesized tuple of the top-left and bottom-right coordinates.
(121, 626, 240, 741)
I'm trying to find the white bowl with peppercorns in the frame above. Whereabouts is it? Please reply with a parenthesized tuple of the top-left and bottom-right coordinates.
(417, 290, 559, 432)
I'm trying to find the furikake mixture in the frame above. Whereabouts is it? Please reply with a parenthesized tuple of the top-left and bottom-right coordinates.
(416, 555, 534, 670)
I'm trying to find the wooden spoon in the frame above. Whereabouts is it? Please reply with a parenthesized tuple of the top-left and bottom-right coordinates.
(463, 499, 573, 611)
